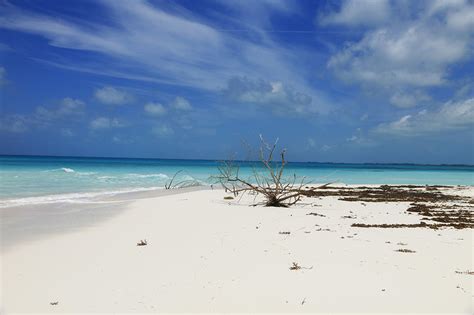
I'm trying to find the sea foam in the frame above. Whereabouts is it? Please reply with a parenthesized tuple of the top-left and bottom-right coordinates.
(0, 186, 163, 208)
(125, 173, 169, 179)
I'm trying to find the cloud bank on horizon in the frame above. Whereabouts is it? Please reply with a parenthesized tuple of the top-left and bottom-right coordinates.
(0, 0, 473, 164)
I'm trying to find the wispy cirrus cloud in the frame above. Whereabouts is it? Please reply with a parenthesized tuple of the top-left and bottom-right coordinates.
(212, 0, 299, 30)
(0, 0, 328, 115)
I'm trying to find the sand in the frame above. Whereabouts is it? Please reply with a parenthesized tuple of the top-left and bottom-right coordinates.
(1, 186, 473, 313)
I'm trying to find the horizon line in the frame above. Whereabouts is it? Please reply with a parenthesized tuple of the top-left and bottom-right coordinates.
(1, 154, 473, 168)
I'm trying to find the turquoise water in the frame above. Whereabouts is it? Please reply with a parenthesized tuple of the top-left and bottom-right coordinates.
(1, 155, 473, 206)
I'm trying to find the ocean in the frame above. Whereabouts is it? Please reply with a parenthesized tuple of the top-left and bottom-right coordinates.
(1, 155, 473, 207)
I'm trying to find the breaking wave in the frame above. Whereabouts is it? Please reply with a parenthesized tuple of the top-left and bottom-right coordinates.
(0, 186, 164, 208)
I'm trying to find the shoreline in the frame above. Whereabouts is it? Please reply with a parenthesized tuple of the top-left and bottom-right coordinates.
(1, 184, 473, 313)
(0, 185, 213, 209)
(1, 183, 472, 208)
(0, 186, 210, 250)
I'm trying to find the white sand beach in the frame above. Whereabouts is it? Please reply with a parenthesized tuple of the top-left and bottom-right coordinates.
(1, 185, 473, 314)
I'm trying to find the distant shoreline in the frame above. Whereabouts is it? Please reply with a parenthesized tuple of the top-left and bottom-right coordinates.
(1, 154, 473, 167)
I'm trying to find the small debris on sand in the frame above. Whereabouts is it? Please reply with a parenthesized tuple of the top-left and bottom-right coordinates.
(395, 249, 416, 253)
(455, 270, 474, 275)
(136, 239, 147, 246)
(279, 231, 291, 235)
(290, 262, 301, 270)
(456, 285, 467, 293)
(290, 262, 313, 270)
(50, 301, 58, 306)
(306, 212, 326, 217)
(315, 228, 332, 232)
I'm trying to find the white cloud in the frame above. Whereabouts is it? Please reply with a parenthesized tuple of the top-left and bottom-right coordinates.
(152, 124, 174, 137)
(319, 0, 391, 27)
(320, 144, 332, 152)
(389, 90, 430, 108)
(144, 102, 166, 116)
(347, 136, 376, 147)
(0, 115, 28, 133)
(428, 0, 474, 32)
(374, 98, 474, 136)
(59, 97, 85, 113)
(112, 135, 134, 144)
(455, 82, 474, 99)
(171, 96, 192, 111)
(446, 6, 474, 31)
(1, 98, 85, 133)
(35, 97, 85, 122)
(328, 24, 469, 88)
(428, 0, 466, 15)
(94, 86, 132, 105)
(324, 1, 474, 107)
(346, 128, 376, 146)
(223, 76, 325, 115)
(90, 117, 126, 130)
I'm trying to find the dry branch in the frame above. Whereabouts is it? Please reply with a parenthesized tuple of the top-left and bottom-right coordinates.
(214, 136, 330, 207)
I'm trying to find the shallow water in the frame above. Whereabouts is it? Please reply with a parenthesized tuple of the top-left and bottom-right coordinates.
(1, 155, 473, 207)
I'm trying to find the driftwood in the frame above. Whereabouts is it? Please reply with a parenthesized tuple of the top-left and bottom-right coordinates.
(164, 170, 201, 190)
(214, 135, 330, 207)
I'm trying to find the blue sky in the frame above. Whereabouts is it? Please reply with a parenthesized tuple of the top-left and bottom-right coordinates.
(0, 0, 473, 164)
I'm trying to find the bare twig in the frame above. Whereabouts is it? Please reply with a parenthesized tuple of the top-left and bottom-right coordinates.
(213, 136, 330, 207)
(165, 170, 201, 189)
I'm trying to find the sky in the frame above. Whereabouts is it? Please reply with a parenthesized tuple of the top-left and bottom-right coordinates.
(0, 0, 473, 164)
